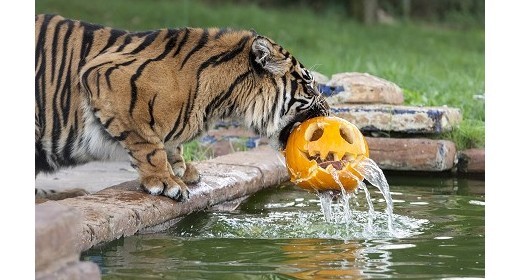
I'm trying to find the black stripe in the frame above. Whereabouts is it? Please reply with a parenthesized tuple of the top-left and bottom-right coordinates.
(96, 72, 101, 97)
(104, 58, 137, 90)
(127, 31, 160, 55)
(181, 29, 208, 69)
(270, 88, 280, 122)
(51, 79, 62, 159)
(53, 20, 73, 128)
(193, 35, 249, 82)
(35, 15, 55, 137)
(146, 149, 163, 168)
(113, 131, 130, 142)
(50, 19, 67, 82)
(103, 117, 115, 128)
(129, 32, 178, 114)
(78, 21, 104, 69)
(214, 28, 230, 39)
(80, 60, 113, 97)
(48, 18, 67, 156)
(171, 89, 195, 141)
(205, 71, 252, 118)
(148, 94, 157, 128)
(62, 123, 76, 164)
(165, 103, 185, 142)
(172, 28, 190, 57)
(116, 35, 133, 52)
(60, 25, 75, 124)
(97, 28, 127, 55)
(203, 90, 224, 120)
(213, 36, 249, 66)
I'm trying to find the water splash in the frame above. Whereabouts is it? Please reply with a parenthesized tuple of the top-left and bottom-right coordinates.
(354, 157, 394, 232)
(172, 203, 428, 240)
(318, 191, 334, 222)
(315, 157, 395, 236)
(358, 181, 375, 234)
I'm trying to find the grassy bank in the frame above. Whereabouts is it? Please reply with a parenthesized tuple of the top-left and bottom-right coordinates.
(36, 0, 485, 149)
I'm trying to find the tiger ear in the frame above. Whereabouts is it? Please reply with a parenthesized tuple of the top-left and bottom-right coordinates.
(251, 36, 290, 76)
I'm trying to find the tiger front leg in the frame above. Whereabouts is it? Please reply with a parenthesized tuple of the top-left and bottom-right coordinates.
(81, 57, 190, 201)
(166, 144, 201, 185)
(128, 141, 190, 201)
(95, 115, 190, 201)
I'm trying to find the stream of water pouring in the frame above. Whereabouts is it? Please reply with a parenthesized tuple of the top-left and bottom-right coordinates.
(354, 157, 395, 232)
(318, 157, 395, 234)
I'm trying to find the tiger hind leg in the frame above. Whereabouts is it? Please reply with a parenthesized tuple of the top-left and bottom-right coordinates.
(35, 188, 90, 203)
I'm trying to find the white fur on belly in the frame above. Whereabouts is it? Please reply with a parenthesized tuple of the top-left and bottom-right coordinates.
(76, 104, 129, 162)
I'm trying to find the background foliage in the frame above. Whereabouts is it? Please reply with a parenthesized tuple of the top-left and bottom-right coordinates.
(36, 0, 485, 149)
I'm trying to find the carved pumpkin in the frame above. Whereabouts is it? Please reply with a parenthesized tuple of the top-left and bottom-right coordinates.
(284, 116, 369, 193)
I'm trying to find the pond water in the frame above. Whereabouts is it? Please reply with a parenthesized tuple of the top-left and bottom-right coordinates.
(82, 173, 485, 279)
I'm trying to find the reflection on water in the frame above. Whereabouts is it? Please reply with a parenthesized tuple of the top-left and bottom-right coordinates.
(82, 176, 485, 279)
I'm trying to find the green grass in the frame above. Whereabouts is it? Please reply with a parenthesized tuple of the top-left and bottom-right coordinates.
(36, 0, 484, 151)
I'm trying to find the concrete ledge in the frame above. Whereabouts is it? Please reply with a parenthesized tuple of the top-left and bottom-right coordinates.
(366, 137, 457, 171)
(36, 202, 101, 280)
(332, 104, 462, 134)
(36, 146, 288, 254)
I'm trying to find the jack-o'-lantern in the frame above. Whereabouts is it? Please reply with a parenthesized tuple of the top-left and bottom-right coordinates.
(284, 116, 369, 193)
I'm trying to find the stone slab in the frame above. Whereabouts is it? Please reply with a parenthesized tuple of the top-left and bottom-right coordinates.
(37, 146, 289, 253)
(366, 137, 457, 171)
(457, 149, 485, 173)
(323, 72, 404, 105)
(332, 104, 462, 134)
(36, 202, 101, 280)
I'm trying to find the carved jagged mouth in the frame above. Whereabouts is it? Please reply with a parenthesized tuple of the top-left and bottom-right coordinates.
(300, 150, 357, 170)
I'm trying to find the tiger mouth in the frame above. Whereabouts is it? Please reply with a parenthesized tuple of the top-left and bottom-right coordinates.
(300, 150, 357, 170)
(279, 121, 303, 149)
(279, 107, 329, 149)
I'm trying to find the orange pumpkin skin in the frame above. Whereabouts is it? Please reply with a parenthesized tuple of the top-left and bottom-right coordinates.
(284, 116, 369, 193)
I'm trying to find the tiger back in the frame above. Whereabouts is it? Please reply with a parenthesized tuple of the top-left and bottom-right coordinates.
(35, 14, 330, 201)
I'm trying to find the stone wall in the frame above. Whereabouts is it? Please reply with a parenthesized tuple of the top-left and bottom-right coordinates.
(199, 71, 484, 175)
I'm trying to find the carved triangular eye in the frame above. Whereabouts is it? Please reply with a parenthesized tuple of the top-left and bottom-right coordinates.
(340, 124, 354, 144)
(304, 123, 324, 142)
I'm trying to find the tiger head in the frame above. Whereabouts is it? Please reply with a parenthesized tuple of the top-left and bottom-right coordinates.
(244, 36, 330, 150)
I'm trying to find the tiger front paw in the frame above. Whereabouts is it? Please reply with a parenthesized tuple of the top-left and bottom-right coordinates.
(140, 175, 190, 202)
(182, 162, 201, 184)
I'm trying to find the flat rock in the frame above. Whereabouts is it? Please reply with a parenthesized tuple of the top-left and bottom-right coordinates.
(323, 72, 404, 105)
(332, 104, 462, 134)
(36, 146, 289, 253)
(457, 149, 485, 173)
(36, 202, 101, 280)
(366, 137, 457, 171)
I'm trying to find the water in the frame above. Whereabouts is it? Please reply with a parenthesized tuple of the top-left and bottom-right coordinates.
(82, 174, 485, 279)
(320, 157, 395, 234)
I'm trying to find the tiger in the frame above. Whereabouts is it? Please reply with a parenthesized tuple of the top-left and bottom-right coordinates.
(35, 14, 330, 202)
